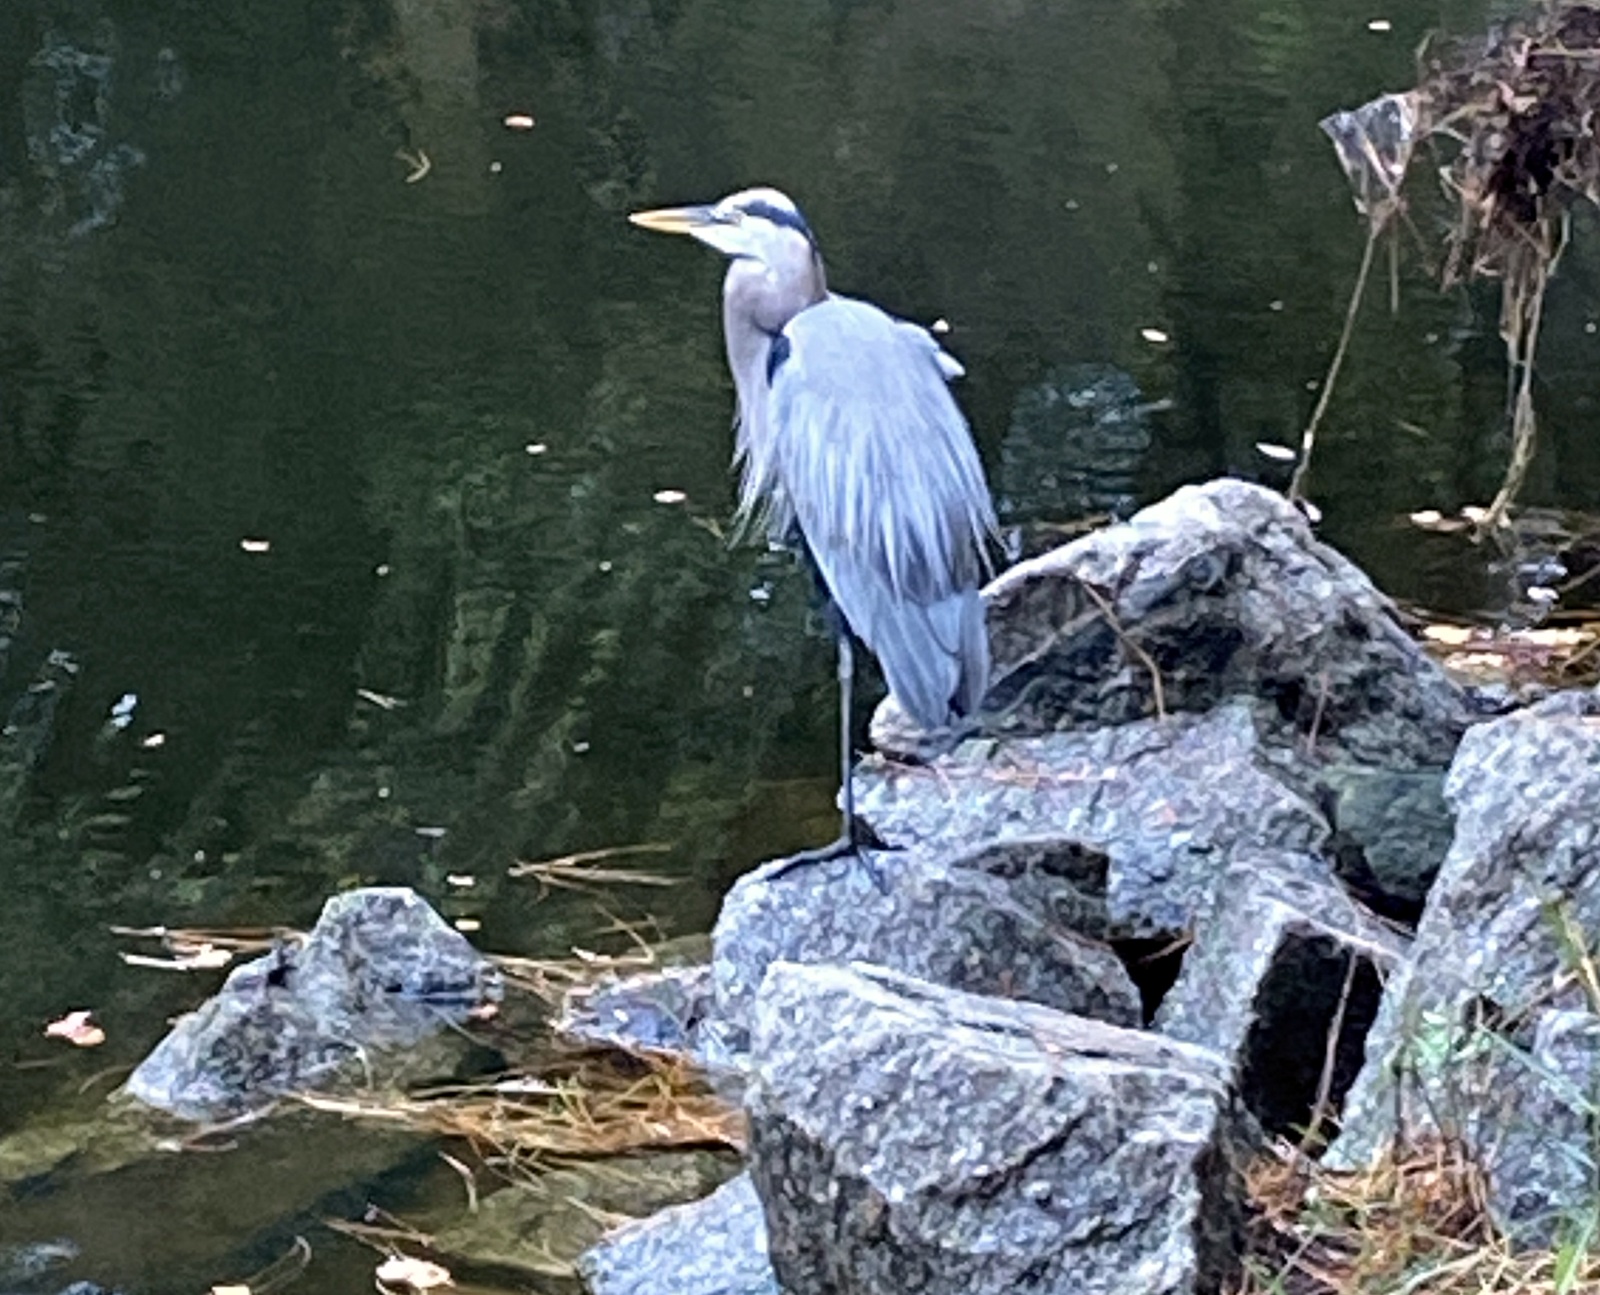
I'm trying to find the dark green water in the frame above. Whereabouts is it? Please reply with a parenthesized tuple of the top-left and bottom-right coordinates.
(3, 0, 1600, 1288)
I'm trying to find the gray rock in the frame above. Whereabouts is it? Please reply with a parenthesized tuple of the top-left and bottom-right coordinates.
(1331, 691, 1600, 1235)
(711, 849, 1142, 1047)
(1322, 763, 1454, 913)
(856, 702, 1332, 936)
(1156, 861, 1407, 1137)
(124, 887, 501, 1120)
(577, 1172, 778, 1295)
(558, 964, 748, 1098)
(1477, 1009, 1600, 1243)
(747, 962, 1251, 1295)
(877, 478, 1472, 766)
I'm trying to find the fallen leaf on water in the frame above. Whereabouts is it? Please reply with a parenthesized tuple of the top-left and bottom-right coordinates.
(44, 1011, 106, 1047)
(375, 1256, 452, 1290)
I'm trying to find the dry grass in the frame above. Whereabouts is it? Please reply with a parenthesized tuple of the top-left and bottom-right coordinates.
(301, 1047, 743, 1176)
(507, 844, 678, 896)
(1236, 1140, 1600, 1294)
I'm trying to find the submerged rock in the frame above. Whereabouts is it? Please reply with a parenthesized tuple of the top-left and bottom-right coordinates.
(1331, 691, 1600, 1239)
(436, 1149, 738, 1283)
(856, 702, 1332, 936)
(878, 478, 1475, 766)
(747, 962, 1251, 1295)
(711, 849, 1142, 1048)
(124, 887, 501, 1120)
(577, 1171, 777, 1295)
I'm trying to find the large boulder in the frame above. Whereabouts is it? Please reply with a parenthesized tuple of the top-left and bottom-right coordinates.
(877, 478, 1476, 767)
(747, 962, 1252, 1295)
(711, 851, 1141, 1046)
(124, 888, 501, 1120)
(855, 702, 1332, 936)
(1155, 861, 1407, 1137)
(1330, 691, 1600, 1240)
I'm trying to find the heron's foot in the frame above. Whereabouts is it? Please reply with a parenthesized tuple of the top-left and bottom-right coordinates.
(761, 822, 890, 890)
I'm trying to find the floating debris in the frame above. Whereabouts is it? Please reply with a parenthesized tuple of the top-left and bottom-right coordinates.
(524, 442, 548, 456)
(239, 538, 271, 554)
(1255, 442, 1297, 463)
(44, 1010, 105, 1047)
(1139, 327, 1170, 344)
(375, 1255, 452, 1291)
(652, 489, 688, 505)
(502, 113, 536, 131)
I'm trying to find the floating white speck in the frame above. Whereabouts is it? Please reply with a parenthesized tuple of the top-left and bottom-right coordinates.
(1588, 321, 1598, 335)
(141, 731, 167, 749)
(1269, 299, 1285, 312)
(503, 113, 536, 130)
(375, 563, 391, 576)
(1139, 327, 1170, 344)
(1146, 261, 1159, 274)
(741, 684, 754, 698)
(239, 538, 271, 554)
(1300, 500, 1323, 524)
(377, 785, 391, 799)
(1105, 162, 1119, 174)
(446, 873, 476, 888)
(572, 740, 591, 754)
(1410, 509, 1444, 527)
(454, 917, 482, 933)
(415, 825, 448, 839)
(1064, 199, 1080, 211)
(489, 161, 503, 174)
(1367, 17, 1392, 31)
(749, 584, 772, 604)
(110, 692, 138, 722)
(525, 442, 548, 455)
(598, 560, 613, 573)
(930, 318, 951, 334)
(1424, 332, 1440, 344)
(1255, 442, 1297, 462)
(652, 489, 687, 505)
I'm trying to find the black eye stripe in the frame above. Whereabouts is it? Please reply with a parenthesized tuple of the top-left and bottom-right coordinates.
(740, 199, 814, 244)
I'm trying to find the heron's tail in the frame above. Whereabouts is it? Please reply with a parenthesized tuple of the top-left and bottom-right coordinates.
(871, 587, 990, 732)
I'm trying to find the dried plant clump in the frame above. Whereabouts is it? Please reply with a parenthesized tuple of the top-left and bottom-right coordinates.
(1311, 2, 1600, 521)
(1236, 1140, 1600, 1294)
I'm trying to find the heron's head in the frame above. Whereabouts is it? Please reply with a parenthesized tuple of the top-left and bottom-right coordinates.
(629, 187, 819, 268)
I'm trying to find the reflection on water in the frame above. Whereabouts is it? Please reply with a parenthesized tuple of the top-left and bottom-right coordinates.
(4, 0, 1600, 1286)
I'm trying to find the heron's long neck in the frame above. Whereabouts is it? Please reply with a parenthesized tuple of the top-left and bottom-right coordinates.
(722, 253, 826, 421)
(721, 252, 825, 527)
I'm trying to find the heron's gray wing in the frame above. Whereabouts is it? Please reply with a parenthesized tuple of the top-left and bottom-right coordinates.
(769, 296, 998, 727)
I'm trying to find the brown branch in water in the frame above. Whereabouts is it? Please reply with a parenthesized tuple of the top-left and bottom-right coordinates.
(1289, 223, 1382, 504)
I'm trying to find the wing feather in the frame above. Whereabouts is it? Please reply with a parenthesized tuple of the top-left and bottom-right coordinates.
(761, 296, 998, 728)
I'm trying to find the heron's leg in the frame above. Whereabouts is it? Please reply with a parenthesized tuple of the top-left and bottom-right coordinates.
(761, 624, 865, 879)
(835, 630, 856, 843)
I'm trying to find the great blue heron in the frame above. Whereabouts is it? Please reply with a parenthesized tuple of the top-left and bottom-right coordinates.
(630, 187, 998, 866)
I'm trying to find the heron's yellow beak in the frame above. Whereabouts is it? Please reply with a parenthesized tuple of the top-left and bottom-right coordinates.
(628, 204, 717, 235)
